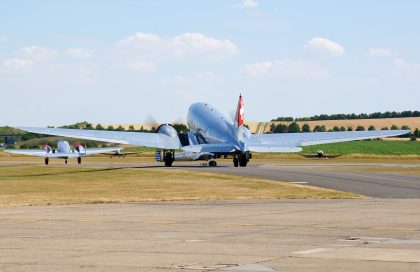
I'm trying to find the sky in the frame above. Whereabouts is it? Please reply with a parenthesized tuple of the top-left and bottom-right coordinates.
(0, 0, 419, 126)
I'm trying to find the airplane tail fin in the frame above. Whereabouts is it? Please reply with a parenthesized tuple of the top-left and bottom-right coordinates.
(234, 94, 244, 146)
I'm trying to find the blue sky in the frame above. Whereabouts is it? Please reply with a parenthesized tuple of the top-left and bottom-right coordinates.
(1, 0, 419, 126)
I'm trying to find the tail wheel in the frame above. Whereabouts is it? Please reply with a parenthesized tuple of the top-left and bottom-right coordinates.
(44, 158, 49, 165)
(65, 159, 68, 165)
(77, 157, 82, 164)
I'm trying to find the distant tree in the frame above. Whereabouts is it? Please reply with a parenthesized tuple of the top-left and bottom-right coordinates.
(287, 122, 301, 133)
(391, 125, 399, 130)
(340, 126, 346, 131)
(347, 126, 353, 131)
(107, 125, 114, 131)
(271, 123, 288, 133)
(401, 125, 411, 130)
(313, 125, 326, 132)
(95, 124, 104, 130)
(129, 125, 135, 131)
(410, 136, 417, 141)
(115, 125, 125, 131)
(333, 126, 340, 132)
(368, 125, 376, 131)
(381, 127, 389, 130)
(173, 123, 189, 133)
(301, 124, 311, 132)
(414, 128, 420, 137)
(85, 123, 93, 130)
(356, 126, 365, 131)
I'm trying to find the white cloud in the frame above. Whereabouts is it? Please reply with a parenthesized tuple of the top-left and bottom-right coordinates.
(21, 45, 59, 61)
(66, 47, 95, 59)
(116, 32, 239, 59)
(118, 60, 156, 74)
(305, 37, 345, 57)
(369, 48, 392, 58)
(244, 60, 329, 80)
(2, 58, 34, 71)
(236, 0, 259, 8)
(163, 72, 220, 86)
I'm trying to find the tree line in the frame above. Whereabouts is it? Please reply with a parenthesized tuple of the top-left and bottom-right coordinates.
(269, 122, 419, 139)
(272, 110, 420, 122)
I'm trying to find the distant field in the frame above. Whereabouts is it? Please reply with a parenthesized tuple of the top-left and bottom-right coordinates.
(301, 140, 420, 156)
(0, 165, 359, 207)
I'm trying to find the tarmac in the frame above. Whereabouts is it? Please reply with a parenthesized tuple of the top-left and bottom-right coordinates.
(0, 199, 419, 271)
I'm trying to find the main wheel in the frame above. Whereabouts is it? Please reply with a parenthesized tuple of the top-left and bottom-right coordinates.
(77, 157, 82, 164)
(164, 151, 174, 167)
(239, 153, 249, 167)
(44, 158, 49, 165)
(65, 159, 68, 165)
(233, 158, 239, 167)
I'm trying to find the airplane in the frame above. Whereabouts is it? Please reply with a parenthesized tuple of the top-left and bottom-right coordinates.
(300, 150, 341, 159)
(18, 95, 409, 167)
(4, 140, 122, 165)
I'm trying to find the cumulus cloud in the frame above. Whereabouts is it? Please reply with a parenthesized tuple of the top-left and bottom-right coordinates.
(236, 0, 259, 8)
(21, 45, 59, 61)
(369, 48, 392, 58)
(116, 32, 239, 59)
(305, 37, 345, 57)
(244, 60, 329, 80)
(66, 47, 95, 59)
(2, 58, 34, 71)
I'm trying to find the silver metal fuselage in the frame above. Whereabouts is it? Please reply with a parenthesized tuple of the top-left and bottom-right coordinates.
(57, 140, 71, 154)
(187, 103, 246, 151)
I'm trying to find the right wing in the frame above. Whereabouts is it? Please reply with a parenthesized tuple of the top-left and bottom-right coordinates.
(18, 127, 181, 149)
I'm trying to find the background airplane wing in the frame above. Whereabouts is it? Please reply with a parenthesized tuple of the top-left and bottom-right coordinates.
(3, 149, 47, 157)
(18, 127, 181, 149)
(245, 130, 410, 153)
(83, 147, 123, 156)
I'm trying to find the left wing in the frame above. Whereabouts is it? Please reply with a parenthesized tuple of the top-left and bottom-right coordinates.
(245, 130, 410, 153)
(3, 149, 48, 157)
(18, 127, 181, 149)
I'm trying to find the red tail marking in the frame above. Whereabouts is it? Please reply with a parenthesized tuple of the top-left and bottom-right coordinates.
(237, 94, 244, 127)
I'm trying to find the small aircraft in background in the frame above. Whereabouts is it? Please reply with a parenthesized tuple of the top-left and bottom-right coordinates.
(300, 150, 341, 159)
(4, 140, 122, 165)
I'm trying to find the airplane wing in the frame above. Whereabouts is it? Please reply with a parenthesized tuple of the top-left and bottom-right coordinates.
(3, 149, 48, 157)
(83, 147, 123, 156)
(300, 154, 318, 158)
(18, 127, 181, 149)
(245, 130, 410, 153)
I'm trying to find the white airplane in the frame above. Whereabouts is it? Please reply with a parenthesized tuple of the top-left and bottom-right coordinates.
(18, 95, 409, 167)
(4, 140, 122, 165)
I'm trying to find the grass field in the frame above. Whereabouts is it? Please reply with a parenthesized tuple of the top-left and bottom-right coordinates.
(0, 165, 361, 207)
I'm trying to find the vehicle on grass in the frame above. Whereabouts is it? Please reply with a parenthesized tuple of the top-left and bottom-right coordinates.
(300, 150, 341, 159)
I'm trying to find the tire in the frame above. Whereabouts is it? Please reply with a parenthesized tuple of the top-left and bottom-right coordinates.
(233, 158, 239, 167)
(209, 160, 217, 167)
(77, 157, 82, 164)
(164, 160, 173, 167)
(45, 158, 49, 165)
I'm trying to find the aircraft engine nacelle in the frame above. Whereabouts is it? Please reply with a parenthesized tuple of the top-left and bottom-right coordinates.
(74, 144, 86, 154)
(41, 145, 52, 153)
(155, 124, 178, 138)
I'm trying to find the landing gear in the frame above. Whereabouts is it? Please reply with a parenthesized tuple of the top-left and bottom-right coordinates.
(44, 158, 49, 165)
(208, 160, 217, 167)
(65, 158, 68, 165)
(164, 150, 174, 167)
(77, 157, 82, 164)
(233, 152, 250, 167)
(233, 157, 239, 167)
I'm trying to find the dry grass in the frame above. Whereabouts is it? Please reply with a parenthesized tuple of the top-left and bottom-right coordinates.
(0, 164, 361, 207)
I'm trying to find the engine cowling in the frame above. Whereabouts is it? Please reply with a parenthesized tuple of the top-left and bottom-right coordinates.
(156, 124, 178, 138)
(74, 144, 86, 154)
(41, 145, 52, 153)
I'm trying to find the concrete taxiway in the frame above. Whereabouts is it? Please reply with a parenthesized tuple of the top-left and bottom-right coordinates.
(0, 199, 420, 271)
